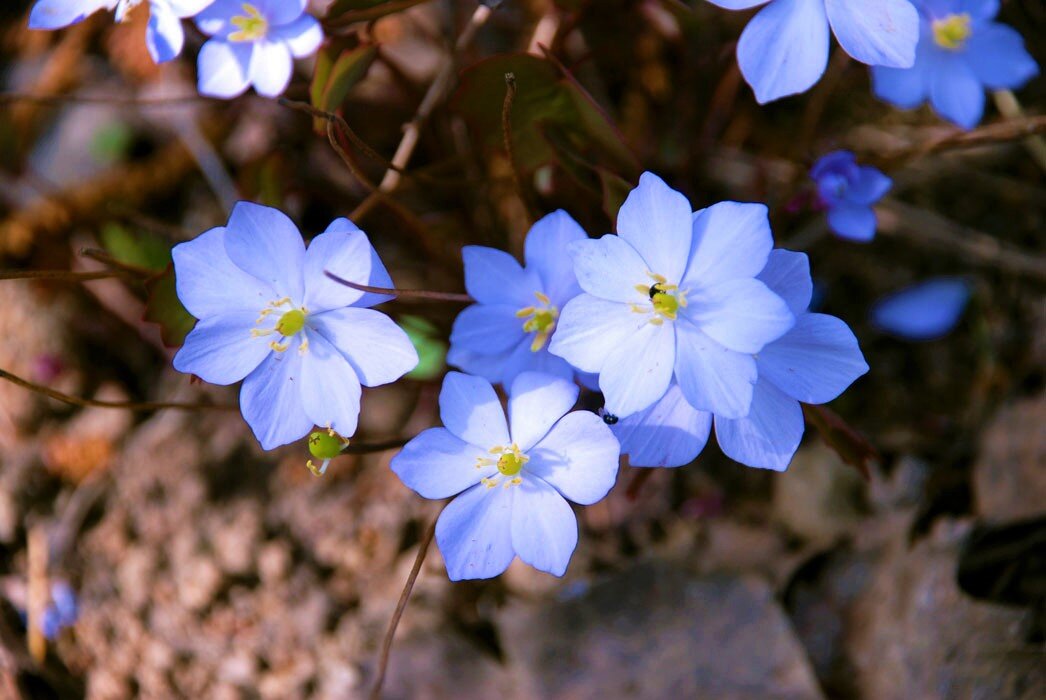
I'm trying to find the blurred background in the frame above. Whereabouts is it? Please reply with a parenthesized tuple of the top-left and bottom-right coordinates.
(0, 0, 1043, 697)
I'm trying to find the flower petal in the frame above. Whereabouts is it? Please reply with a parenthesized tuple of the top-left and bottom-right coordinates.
(462, 246, 537, 308)
(683, 202, 773, 289)
(523, 210, 586, 303)
(223, 201, 306, 301)
(239, 350, 313, 450)
(757, 249, 812, 317)
(391, 428, 492, 499)
(253, 0, 306, 26)
(613, 383, 712, 468)
(685, 278, 794, 354)
(714, 380, 804, 471)
(871, 62, 930, 110)
(827, 202, 877, 242)
(438, 372, 510, 448)
(309, 307, 418, 387)
(824, 0, 918, 69)
(737, 0, 830, 103)
(450, 304, 528, 357)
(29, 0, 111, 29)
(599, 320, 676, 417)
(871, 277, 972, 341)
(173, 226, 277, 318)
(615, 172, 693, 283)
(436, 483, 515, 581)
(568, 235, 651, 303)
(847, 166, 892, 206)
(269, 13, 323, 59)
(929, 54, 985, 129)
(507, 372, 579, 451)
(511, 478, 578, 577)
(249, 39, 293, 98)
(548, 294, 646, 374)
(674, 320, 756, 419)
(302, 218, 394, 313)
(197, 39, 252, 99)
(758, 313, 869, 404)
(167, 0, 215, 15)
(966, 24, 1038, 90)
(527, 411, 620, 505)
(173, 311, 270, 385)
(146, 0, 185, 63)
(298, 329, 362, 438)
(705, 0, 769, 8)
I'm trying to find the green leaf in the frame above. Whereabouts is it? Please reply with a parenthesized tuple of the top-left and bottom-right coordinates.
(90, 122, 134, 165)
(144, 264, 195, 348)
(400, 315, 447, 381)
(310, 44, 378, 132)
(100, 222, 170, 271)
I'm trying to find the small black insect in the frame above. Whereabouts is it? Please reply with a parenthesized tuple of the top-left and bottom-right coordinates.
(602, 412, 619, 425)
(648, 285, 661, 299)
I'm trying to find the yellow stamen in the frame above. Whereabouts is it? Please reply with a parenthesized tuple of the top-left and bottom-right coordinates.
(933, 14, 972, 50)
(269, 340, 289, 352)
(517, 290, 559, 353)
(229, 3, 268, 42)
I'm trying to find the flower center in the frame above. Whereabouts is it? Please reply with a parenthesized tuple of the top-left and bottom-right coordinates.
(516, 291, 559, 352)
(306, 427, 349, 477)
(229, 3, 269, 42)
(631, 273, 687, 325)
(475, 443, 528, 489)
(932, 14, 972, 50)
(252, 298, 310, 354)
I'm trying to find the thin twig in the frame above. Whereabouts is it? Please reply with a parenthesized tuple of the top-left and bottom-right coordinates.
(370, 515, 438, 700)
(0, 92, 210, 107)
(0, 367, 237, 412)
(0, 269, 133, 282)
(501, 71, 530, 217)
(79, 248, 158, 277)
(870, 114, 1046, 167)
(324, 271, 472, 302)
(343, 438, 409, 454)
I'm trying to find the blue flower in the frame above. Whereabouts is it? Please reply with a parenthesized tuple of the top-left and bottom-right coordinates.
(41, 581, 79, 640)
(29, 0, 215, 63)
(872, 1, 1038, 129)
(172, 202, 418, 450)
(871, 277, 971, 340)
(549, 172, 795, 420)
(614, 250, 868, 471)
(448, 211, 588, 388)
(811, 150, 892, 242)
(391, 372, 620, 580)
(195, 0, 323, 99)
(706, 0, 919, 103)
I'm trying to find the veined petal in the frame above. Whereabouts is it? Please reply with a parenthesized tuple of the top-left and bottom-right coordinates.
(173, 311, 271, 385)
(683, 202, 773, 289)
(197, 39, 252, 99)
(548, 294, 646, 374)
(270, 13, 323, 59)
(309, 308, 418, 387)
(439, 372, 510, 448)
(249, 39, 293, 98)
(737, 0, 830, 103)
(523, 210, 586, 303)
(449, 304, 528, 357)
(714, 380, 804, 471)
(239, 350, 313, 450)
(757, 249, 812, 317)
(613, 383, 712, 468)
(825, 0, 918, 69)
(511, 478, 578, 577)
(599, 320, 676, 418)
(172, 226, 276, 318)
(827, 203, 877, 242)
(391, 428, 492, 499)
(224, 201, 306, 301)
(527, 412, 620, 505)
(462, 246, 537, 308)
(507, 372, 579, 451)
(674, 320, 756, 419)
(302, 219, 394, 313)
(685, 278, 794, 354)
(615, 172, 694, 284)
(436, 483, 515, 581)
(298, 329, 362, 438)
(568, 235, 652, 303)
(146, 0, 185, 63)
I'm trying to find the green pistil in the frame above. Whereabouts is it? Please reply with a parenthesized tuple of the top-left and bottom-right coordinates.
(275, 308, 306, 336)
(933, 14, 972, 50)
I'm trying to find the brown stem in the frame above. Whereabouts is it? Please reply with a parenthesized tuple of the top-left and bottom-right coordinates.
(324, 271, 472, 303)
(369, 515, 438, 700)
(0, 92, 209, 107)
(79, 248, 158, 277)
(343, 438, 409, 455)
(0, 269, 132, 282)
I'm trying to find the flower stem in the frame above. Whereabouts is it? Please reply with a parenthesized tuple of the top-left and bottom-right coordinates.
(324, 271, 472, 303)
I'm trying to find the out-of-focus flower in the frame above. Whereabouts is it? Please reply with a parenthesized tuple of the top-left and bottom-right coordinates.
(448, 211, 587, 387)
(391, 372, 619, 580)
(872, 0, 1038, 129)
(871, 277, 972, 340)
(705, 0, 918, 103)
(172, 202, 418, 450)
(41, 581, 79, 640)
(29, 0, 215, 63)
(549, 172, 794, 420)
(811, 150, 892, 242)
(195, 0, 323, 99)
(614, 250, 868, 471)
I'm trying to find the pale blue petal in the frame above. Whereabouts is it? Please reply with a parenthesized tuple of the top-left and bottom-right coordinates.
(223, 202, 306, 301)
(599, 321, 675, 418)
(705, 0, 769, 8)
(523, 210, 586, 303)
(956, 0, 999, 21)
(683, 202, 773, 289)
(29, 0, 111, 29)
(714, 380, 804, 471)
(827, 203, 877, 242)
(871, 277, 971, 340)
(966, 24, 1038, 90)
(501, 340, 576, 388)
(172, 226, 276, 318)
(615, 172, 693, 283)
(436, 483, 515, 581)
(252, 0, 305, 26)
(197, 39, 251, 99)
(249, 39, 293, 98)
(847, 167, 892, 205)
(930, 55, 985, 129)
(568, 235, 651, 303)
(146, 0, 184, 63)
(758, 313, 869, 403)
(173, 311, 270, 385)
(757, 249, 812, 317)
(309, 307, 418, 387)
(674, 320, 756, 419)
(299, 329, 361, 437)
(462, 246, 536, 308)
(449, 304, 527, 357)
(439, 372, 510, 448)
(445, 345, 509, 384)
(392, 428, 492, 499)
(527, 412, 620, 505)
(194, 0, 238, 36)
(507, 372, 579, 451)
(548, 294, 646, 374)
(302, 218, 394, 312)
(684, 278, 794, 354)
(511, 478, 577, 577)
(824, 0, 918, 69)
(737, 0, 830, 103)
(239, 351, 313, 450)
(167, 0, 214, 15)
(269, 13, 323, 59)
(613, 383, 711, 468)
(871, 62, 930, 110)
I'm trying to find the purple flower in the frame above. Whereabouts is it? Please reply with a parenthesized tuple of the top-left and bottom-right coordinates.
(811, 150, 892, 242)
